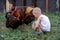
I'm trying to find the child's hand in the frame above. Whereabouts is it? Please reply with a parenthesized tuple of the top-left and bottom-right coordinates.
(32, 21, 40, 30)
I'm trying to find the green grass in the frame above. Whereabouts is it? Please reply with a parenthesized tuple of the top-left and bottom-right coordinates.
(0, 12, 60, 40)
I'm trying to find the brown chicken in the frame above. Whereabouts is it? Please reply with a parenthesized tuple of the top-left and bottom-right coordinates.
(5, 7, 35, 29)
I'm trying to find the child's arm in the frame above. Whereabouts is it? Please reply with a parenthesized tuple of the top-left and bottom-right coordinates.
(34, 17, 41, 31)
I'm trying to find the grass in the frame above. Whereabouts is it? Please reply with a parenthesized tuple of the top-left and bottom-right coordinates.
(0, 12, 60, 40)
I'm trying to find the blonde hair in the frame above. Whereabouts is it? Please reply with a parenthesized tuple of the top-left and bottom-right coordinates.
(32, 7, 41, 15)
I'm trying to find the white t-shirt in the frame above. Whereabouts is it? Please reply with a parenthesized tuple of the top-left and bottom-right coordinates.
(39, 15, 51, 32)
(32, 15, 51, 32)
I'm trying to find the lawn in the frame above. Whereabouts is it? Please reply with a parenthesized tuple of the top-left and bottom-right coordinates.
(0, 12, 60, 40)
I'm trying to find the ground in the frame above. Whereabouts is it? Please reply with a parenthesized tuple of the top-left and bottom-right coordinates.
(0, 12, 60, 40)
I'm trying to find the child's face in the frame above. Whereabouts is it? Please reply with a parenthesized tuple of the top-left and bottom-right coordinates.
(32, 7, 42, 18)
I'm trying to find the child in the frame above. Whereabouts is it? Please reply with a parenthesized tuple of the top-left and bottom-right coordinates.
(32, 7, 51, 34)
